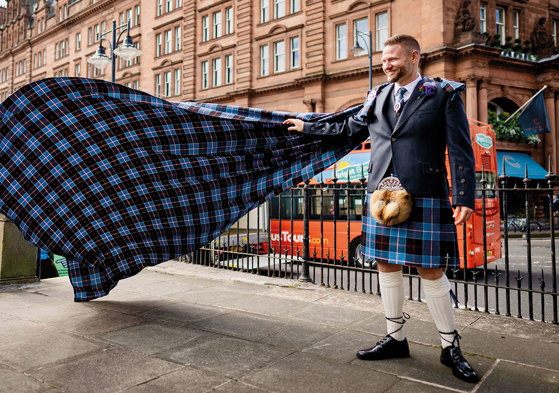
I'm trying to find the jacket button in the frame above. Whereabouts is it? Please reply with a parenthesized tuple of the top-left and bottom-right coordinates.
(391, 137, 397, 142)
(460, 178, 466, 183)
(331, 129, 335, 133)
(459, 191, 464, 195)
(458, 166, 464, 170)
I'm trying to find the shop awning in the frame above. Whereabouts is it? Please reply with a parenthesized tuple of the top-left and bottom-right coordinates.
(497, 151, 548, 179)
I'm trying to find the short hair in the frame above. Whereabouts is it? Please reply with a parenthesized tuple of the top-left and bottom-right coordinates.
(383, 34, 421, 54)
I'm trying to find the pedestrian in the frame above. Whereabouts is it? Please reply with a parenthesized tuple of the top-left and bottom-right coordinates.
(283, 34, 478, 383)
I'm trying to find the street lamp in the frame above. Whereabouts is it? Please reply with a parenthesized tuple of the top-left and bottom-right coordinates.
(351, 30, 373, 91)
(87, 20, 142, 83)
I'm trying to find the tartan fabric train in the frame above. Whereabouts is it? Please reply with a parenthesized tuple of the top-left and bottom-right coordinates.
(0, 77, 364, 301)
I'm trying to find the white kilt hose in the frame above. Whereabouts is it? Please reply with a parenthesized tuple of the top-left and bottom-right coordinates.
(362, 194, 459, 269)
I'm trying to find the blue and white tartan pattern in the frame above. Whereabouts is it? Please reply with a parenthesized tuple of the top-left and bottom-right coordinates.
(362, 194, 459, 268)
(0, 78, 364, 301)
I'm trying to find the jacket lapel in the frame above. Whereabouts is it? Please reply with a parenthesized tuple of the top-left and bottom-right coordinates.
(393, 77, 426, 135)
(375, 84, 393, 120)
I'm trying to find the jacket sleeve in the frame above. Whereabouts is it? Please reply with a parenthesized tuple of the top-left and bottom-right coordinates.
(445, 92, 476, 209)
(302, 116, 368, 139)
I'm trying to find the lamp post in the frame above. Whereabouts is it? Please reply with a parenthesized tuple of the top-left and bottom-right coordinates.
(87, 20, 142, 83)
(351, 30, 373, 91)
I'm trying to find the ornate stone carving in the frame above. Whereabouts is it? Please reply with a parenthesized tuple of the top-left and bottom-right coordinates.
(530, 18, 557, 59)
(453, 0, 486, 46)
(455, 0, 476, 33)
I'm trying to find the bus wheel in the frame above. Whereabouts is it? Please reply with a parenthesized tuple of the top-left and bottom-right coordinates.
(349, 238, 377, 269)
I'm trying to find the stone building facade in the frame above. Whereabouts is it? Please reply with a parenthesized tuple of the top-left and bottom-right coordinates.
(0, 0, 558, 171)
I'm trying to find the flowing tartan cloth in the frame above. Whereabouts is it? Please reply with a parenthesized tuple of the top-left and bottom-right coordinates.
(0, 78, 364, 301)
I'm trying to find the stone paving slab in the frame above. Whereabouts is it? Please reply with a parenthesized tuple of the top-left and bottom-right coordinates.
(31, 346, 181, 393)
(0, 365, 53, 393)
(0, 330, 101, 371)
(258, 319, 342, 351)
(123, 366, 229, 393)
(189, 310, 291, 341)
(460, 326, 559, 371)
(241, 351, 400, 393)
(476, 360, 559, 393)
(157, 335, 292, 379)
(286, 302, 373, 328)
(140, 300, 233, 324)
(97, 321, 207, 355)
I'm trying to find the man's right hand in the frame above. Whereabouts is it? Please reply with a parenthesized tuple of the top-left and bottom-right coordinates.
(282, 118, 304, 132)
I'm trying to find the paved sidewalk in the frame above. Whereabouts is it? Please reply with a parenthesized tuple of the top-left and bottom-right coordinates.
(1, 261, 558, 393)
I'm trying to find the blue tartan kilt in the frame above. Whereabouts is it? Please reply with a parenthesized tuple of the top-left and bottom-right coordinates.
(362, 194, 459, 269)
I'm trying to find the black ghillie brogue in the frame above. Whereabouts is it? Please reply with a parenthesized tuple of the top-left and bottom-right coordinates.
(357, 335, 410, 360)
(439, 330, 479, 383)
(357, 313, 410, 360)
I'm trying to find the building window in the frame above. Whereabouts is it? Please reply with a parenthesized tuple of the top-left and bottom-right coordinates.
(513, 10, 520, 40)
(134, 80, 139, 90)
(480, 3, 487, 33)
(274, 0, 285, 19)
(175, 68, 181, 95)
(157, 0, 163, 16)
(75, 63, 81, 77)
(155, 74, 161, 97)
(213, 58, 222, 86)
(156, 33, 162, 56)
(290, 36, 299, 68)
(135, 5, 141, 26)
(336, 23, 347, 60)
(176, 0, 182, 7)
(376, 12, 388, 51)
(165, 30, 172, 54)
(291, 0, 300, 13)
(213, 11, 222, 38)
(164, 71, 172, 97)
(354, 17, 369, 56)
(202, 60, 209, 89)
(225, 7, 233, 35)
(274, 40, 285, 72)
(175, 26, 181, 51)
(88, 27, 93, 45)
(261, 0, 269, 23)
(76, 33, 81, 51)
(261, 44, 269, 76)
(496, 6, 505, 44)
(225, 54, 233, 84)
(202, 16, 209, 41)
(553, 19, 557, 46)
(120, 12, 125, 26)
(127, 8, 133, 25)
(166, 0, 172, 13)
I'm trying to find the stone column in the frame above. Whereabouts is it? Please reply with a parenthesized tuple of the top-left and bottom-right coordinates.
(544, 89, 557, 174)
(465, 77, 478, 120)
(478, 79, 489, 123)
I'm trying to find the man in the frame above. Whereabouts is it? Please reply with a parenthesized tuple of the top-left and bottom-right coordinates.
(283, 34, 479, 383)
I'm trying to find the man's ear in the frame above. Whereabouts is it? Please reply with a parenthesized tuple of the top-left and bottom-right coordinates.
(410, 50, 420, 64)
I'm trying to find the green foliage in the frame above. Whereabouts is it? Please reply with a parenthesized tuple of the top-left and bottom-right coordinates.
(488, 110, 540, 145)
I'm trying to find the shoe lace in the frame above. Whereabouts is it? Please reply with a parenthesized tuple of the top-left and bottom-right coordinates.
(386, 312, 410, 337)
(439, 329, 462, 351)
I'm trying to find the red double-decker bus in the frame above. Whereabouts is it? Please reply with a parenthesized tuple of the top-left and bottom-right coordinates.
(269, 120, 501, 269)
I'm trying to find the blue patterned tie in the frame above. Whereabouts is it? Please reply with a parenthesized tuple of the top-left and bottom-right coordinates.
(394, 87, 406, 113)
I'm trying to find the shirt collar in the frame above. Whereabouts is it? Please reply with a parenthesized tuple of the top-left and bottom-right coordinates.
(394, 74, 422, 95)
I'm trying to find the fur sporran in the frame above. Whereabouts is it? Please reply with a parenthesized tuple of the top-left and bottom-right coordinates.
(370, 176, 413, 226)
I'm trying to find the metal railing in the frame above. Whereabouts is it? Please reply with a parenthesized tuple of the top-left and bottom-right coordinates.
(186, 167, 559, 325)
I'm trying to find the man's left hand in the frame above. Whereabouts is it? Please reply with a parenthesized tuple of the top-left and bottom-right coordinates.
(453, 205, 473, 225)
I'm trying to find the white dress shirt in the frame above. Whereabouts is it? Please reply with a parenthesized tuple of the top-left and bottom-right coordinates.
(394, 74, 422, 103)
